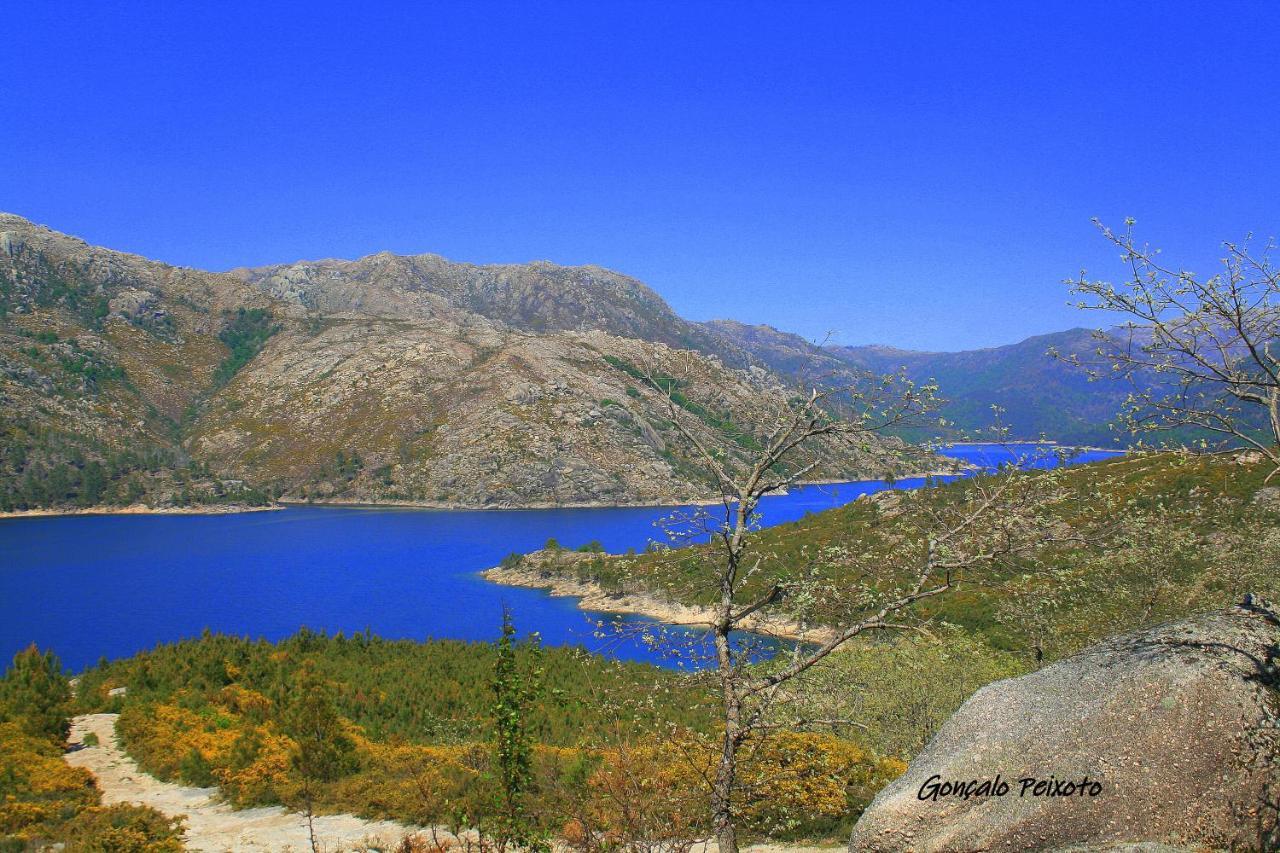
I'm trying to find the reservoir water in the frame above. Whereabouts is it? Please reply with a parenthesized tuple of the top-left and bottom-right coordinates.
(0, 444, 1121, 671)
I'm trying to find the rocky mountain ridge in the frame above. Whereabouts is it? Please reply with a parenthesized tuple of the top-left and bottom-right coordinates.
(0, 214, 926, 511)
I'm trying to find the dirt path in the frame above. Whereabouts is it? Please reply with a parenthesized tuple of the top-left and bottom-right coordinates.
(65, 714, 426, 852)
(65, 714, 844, 853)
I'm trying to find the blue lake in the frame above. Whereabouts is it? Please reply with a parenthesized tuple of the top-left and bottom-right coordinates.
(0, 444, 1122, 671)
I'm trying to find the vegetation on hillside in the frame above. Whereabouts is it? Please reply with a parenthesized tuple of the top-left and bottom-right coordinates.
(0, 413, 273, 511)
(4, 449, 1273, 848)
(603, 355, 762, 451)
(0, 303, 276, 513)
(69, 626, 901, 845)
(0, 217, 930, 513)
(212, 308, 280, 388)
(532, 452, 1279, 664)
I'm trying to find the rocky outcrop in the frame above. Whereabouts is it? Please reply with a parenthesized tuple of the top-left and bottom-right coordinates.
(848, 596, 1280, 852)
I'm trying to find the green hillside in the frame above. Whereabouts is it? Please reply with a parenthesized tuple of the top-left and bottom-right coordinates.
(510, 451, 1279, 663)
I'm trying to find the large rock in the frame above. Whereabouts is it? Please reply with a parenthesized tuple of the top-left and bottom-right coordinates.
(849, 596, 1280, 852)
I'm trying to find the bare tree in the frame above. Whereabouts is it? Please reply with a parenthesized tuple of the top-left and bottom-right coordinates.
(1057, 219, 1280, 478)
(617, 357, 1092, 853)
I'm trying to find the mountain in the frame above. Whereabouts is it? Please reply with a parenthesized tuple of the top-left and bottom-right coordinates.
(832, 330, 1134, 446)
(230, 253, 731, 354)
(0, 215, 278, 510)
(698, 319, 850, 379)
(696, 320, 1135, 446)
(0, 215, 922, 511)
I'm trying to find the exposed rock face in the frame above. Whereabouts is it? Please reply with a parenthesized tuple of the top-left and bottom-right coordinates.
(848, 597, 1280, 852)
(0, 214, 927, 510)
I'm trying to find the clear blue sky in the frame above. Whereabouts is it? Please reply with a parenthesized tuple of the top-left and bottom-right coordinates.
(3, 2, 1277, 350)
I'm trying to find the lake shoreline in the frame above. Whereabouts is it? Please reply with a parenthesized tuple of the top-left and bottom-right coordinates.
(0, 468, 973, 520)
(0, 444, 1123, 672)
(481, 562, 838, 645)
(0, 503, 283, 520)
(942, 441, 1126, 454)
(276, 469, 964, 513)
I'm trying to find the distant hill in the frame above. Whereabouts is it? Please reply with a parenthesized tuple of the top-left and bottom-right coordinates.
(700, 320, 1135, 447)
(831, 330, 1134, 446)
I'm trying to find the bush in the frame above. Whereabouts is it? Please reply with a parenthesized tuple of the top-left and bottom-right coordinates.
(57, 804, 185, 852)
(179, 746, 216, 787)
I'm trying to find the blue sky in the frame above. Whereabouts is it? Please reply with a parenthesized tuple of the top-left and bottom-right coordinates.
(3, 2, 1277, 350)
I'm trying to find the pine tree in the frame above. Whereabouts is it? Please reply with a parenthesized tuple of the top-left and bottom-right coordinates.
(280, 665, 356, 852)
(0, 644, 72, 742)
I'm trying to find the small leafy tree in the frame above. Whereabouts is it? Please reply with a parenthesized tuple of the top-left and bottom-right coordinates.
(491, 606, 549, 852)
(0, 644, 71, 742)
(1059, 220, 1280, 478)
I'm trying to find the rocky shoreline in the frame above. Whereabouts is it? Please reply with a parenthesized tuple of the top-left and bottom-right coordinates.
(482, 561, 838, 644)
(0, 503, 282, 520)
(278, 495, 726, 511)
(1, 466, 969, 520)
(284, 470, 965, 513)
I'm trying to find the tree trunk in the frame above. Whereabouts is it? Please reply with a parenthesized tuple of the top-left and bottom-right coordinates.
(712, 617, 741, 853)
(1269, 387, 1280, 451)
(711, 763, 738, 853)
(305, 782, 319, 853)
(1267, 388, 1280, 483)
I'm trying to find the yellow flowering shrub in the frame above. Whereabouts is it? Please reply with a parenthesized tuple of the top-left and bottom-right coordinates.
(118, 702, 241, 782)
(0, 722, 183, 849)
(0, 721, 96, 838)
(737, 731, 905, 837)
(571, 736, 708, 849)
(216, 684, 273, 721)
(214, 726, 295, 807)
(57, 804, 185, 852)
(566, 728, 905, 847)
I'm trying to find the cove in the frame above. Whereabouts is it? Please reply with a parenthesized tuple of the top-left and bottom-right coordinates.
(0, 444, 1121, 671)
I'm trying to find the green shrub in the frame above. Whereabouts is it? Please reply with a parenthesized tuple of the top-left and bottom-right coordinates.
(179, 747, 216, 787)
